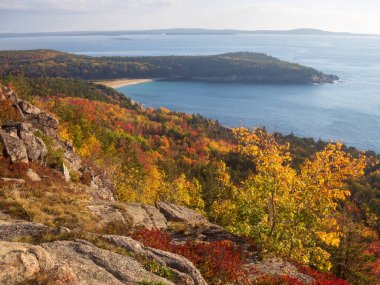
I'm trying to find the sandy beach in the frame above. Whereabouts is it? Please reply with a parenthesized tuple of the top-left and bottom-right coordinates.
(95, 78, 155, 88)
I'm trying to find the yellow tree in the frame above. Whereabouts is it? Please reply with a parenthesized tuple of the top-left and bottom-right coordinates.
(77, 135, 101, 158)
(115, 164, 164, 205)
(204, 161, 238, 223)
(159, 174, 205, 211)
(220, 128, 365, 270)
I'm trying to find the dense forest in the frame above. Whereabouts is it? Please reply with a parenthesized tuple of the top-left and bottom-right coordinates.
(0, 50, 338, 84)
(1, 75, 379, 284)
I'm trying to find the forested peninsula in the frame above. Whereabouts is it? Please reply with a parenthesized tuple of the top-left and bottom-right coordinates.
(0, 50, 338, 84)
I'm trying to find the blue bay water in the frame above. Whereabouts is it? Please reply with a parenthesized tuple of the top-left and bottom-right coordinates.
(119, 81, 380, 152)
(1, 34, 380, 151)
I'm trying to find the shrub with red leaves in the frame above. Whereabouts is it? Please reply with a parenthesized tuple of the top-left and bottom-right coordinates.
(0, 157, 29, 179)
(296, 264, 351, 285)
(132, 228, 172, 251)
(133, 229, 249, 284)
(175, 239, 248, 283)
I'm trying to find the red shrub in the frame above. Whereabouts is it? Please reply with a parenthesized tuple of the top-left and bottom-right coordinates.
(0, 158, 29, 179)
(175, 240, 248, 283)
(132, 228, 172, 251)
(133, 228, 249, 284)
(296, 264, 351, 285)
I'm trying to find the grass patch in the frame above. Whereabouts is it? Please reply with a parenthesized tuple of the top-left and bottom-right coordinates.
(0, 183, 100, 232)
(138, 282, 166, 285)
(69, 171, 80, 183)
(143, 260, 175, 281)
(102, 220, 132, 236)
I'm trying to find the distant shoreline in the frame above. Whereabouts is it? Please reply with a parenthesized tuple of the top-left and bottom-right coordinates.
(95, 78, 155, 88)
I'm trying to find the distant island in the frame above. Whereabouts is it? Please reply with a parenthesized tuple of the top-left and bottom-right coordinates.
(0, 28, 374, 38)
(0, 50, 338, 84)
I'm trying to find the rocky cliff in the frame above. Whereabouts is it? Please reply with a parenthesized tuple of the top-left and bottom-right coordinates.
(0, 83, 114, 200)
(0, 83, 314, 284)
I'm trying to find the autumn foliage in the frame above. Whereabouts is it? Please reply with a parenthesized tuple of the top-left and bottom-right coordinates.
(4, 77, 380, 284)
(35, 95, 374, 281)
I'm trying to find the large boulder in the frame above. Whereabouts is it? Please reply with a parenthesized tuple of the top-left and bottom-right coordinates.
(0, 220, 50, 241)
(156, 202, 210, 226)
(0, 239, 177, 285)
(103, 235, 207, 285)
(17, 100, 59, 137)
(0, 123, 47, 163)
(144, 204, 168, 229)
(18, 125, 47, 162)
(42, 240, 174, 285)
(0, 129, 28, 163)
(87, 202, 168, 230)
(123, 203, 168, 230)
(4, 123, 47, 162)
(0, 241, 54, 285)
(87, 202, 130, 227)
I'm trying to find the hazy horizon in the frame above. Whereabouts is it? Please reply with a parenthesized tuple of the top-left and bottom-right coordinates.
(0, 27, 374, 36)
(1, 0, 380, 34)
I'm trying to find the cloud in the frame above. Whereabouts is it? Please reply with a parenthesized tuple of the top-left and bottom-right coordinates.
(0, 0, 184, 11)
(0, 0, 379, 33)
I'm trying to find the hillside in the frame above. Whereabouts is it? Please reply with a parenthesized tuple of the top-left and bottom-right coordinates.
(0, 82, 342, 285)
(1, 76, 380, 284)
(0, 50, 338, 84)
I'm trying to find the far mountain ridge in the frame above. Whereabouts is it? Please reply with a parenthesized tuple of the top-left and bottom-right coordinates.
(0, 28, 374, 38)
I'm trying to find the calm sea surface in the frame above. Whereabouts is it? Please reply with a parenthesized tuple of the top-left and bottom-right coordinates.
(1, 34, 380, 151)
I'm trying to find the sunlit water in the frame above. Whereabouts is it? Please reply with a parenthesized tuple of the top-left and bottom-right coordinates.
(1, 34, 380, 151)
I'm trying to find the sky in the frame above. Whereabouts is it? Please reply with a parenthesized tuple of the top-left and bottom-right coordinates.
(0, 0, 380, 34)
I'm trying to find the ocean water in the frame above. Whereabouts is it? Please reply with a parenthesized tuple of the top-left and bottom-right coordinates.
(1, 34, 380, 151)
